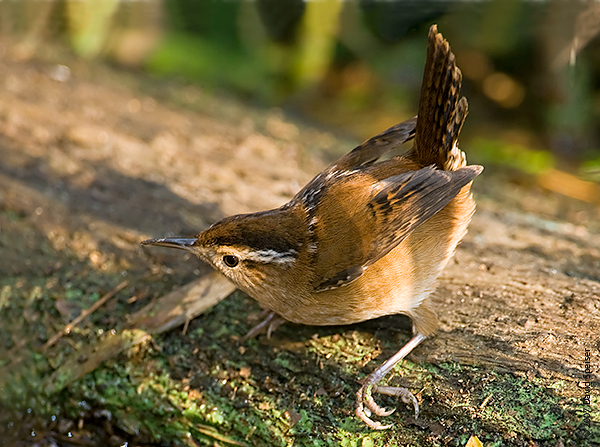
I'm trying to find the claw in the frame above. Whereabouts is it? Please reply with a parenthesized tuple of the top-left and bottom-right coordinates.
(364, 384, 396, 417)
(376, 385, 419, 419)
(356, 383, 419, 428)
(356, 388, 394, 430)
(354, 333, 426, 428)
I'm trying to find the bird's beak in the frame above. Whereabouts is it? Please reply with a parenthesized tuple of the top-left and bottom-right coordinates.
(141, 237, 197, 251)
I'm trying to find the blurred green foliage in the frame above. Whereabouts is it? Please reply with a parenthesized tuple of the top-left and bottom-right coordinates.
(470, 137, 554, 175)
(147, 33, 270, 99)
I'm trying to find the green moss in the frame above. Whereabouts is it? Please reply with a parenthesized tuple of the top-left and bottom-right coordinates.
(2, 269, 597, 446)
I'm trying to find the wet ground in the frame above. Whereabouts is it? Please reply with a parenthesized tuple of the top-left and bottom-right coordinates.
(0, 46, 599, 446)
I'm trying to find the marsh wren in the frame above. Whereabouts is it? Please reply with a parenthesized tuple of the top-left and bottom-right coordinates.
(143, 25, 482, 429)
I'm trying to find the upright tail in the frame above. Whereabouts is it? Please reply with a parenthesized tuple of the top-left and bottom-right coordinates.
(410, 25, 468, 172)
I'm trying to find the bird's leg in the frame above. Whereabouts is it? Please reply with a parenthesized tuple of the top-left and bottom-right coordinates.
(266, 314, 286, 338)
(241, 310, 286, 341)
(356, 333, 426, 430)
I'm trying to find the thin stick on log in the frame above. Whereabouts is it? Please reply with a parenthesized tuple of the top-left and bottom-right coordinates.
(42, 280, 129, 351)
(42, 272, 236, 395)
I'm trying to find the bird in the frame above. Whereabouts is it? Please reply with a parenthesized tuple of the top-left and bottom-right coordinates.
(142, 24, 482, 430)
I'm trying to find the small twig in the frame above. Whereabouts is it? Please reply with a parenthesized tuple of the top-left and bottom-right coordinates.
(479, 393, 494, 410)
(127, 290, 146, 304)
(42, 280, 129, 351)
(195, 423, 247, 446)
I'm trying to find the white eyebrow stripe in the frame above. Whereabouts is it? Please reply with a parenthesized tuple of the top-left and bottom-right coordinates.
(241, 249, 297, 264)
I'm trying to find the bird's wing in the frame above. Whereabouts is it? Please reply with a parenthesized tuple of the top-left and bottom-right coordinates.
(333, 117, 417, 171)
(313, 165, 482, 292)
(294, 117, 417, 212)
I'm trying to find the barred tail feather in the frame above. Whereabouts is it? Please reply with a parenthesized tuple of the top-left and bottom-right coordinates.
(411, 25, 468, 172)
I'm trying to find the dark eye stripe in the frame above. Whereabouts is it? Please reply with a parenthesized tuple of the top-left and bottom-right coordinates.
(242, 260, 259, 269)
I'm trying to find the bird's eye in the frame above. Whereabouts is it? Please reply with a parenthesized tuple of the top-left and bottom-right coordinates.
(223, 255, 239, 267)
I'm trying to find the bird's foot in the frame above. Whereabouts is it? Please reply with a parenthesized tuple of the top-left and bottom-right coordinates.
(356, 382, 419, 430)
(241, 310, 286, 342)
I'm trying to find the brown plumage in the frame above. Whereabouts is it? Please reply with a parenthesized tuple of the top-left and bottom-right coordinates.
(143, 25, 482, 430)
